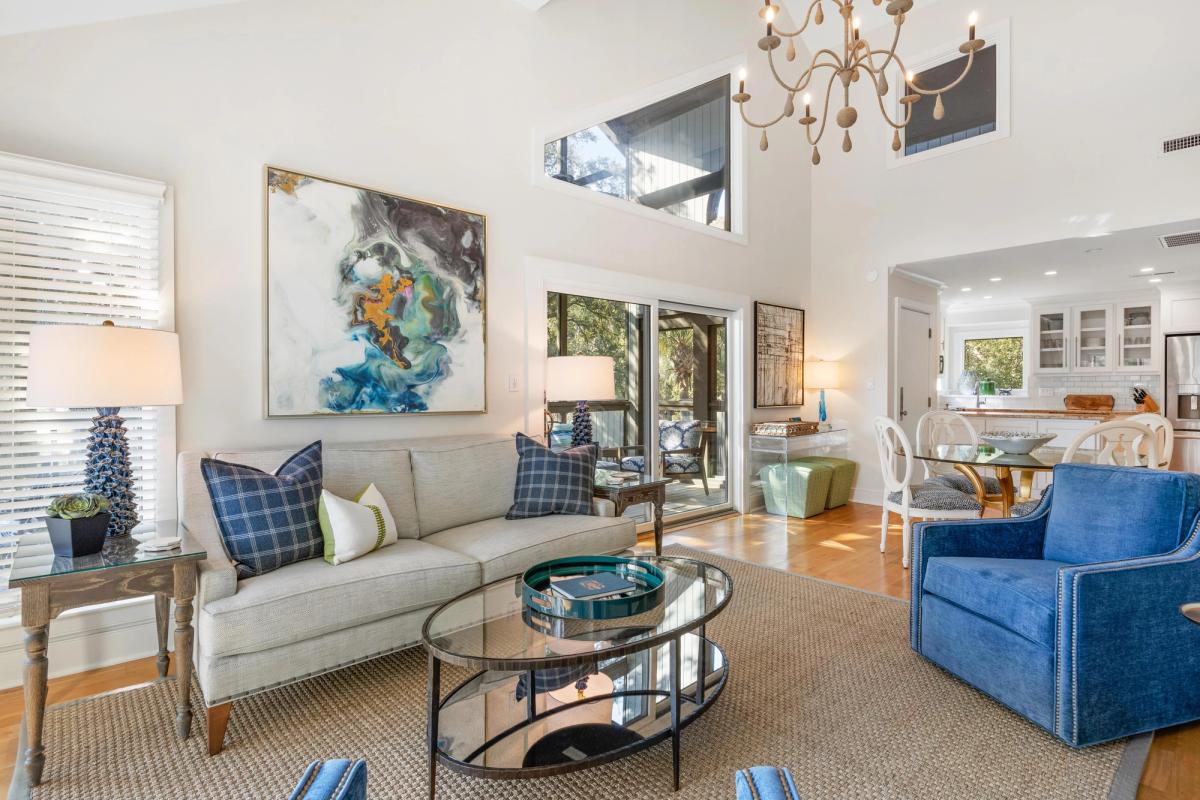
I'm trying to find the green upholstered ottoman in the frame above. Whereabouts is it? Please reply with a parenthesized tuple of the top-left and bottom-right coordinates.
(794, 456, 857, 509)
(759, 462, 833, 519)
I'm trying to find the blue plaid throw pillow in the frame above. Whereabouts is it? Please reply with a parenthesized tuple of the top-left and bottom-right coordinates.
(506, 433, 597, 519)
(201, 441, 324, 578)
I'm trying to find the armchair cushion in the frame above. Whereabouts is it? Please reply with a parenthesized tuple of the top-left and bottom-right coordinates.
(924, 557, 1067, 647)
(663, 454, 702, 474)
(1044, 464, 1200, 564)
(659, 419, 702, 452)
(887, 486, 981, 512)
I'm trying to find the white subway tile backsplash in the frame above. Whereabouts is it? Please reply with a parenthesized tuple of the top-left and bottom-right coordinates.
(1033, 374, 1162, 409)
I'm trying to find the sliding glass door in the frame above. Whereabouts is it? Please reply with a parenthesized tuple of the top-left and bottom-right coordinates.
(546, 291, 733, 522)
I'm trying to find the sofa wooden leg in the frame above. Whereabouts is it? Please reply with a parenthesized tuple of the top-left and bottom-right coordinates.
(206, 702, 232, 756)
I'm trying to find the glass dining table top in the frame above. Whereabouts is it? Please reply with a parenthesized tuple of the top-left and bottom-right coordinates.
(912, 444, 1096, 471)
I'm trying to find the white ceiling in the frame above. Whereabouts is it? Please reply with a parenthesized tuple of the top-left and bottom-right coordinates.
(0, 0, 247, 37)
(898, 218, 1200, 310)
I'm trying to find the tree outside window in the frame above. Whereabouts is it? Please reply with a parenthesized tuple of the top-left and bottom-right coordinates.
(964, 336, 1024, 390)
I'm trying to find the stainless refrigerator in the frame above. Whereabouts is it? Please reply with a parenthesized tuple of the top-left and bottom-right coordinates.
(1166, 334, 1200, 472)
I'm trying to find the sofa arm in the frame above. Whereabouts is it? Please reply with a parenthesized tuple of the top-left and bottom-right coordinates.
(178, 451, 238, 606)
(735, 767, 800, 800)
(289, 760, 367, 800)
(911, 509, 1049, 650)
(1055, 550, 1200, 746)
(593, 497, 617, 517)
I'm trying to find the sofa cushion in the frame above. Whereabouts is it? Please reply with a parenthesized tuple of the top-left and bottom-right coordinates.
(202, 441, 324, 579)
(410, 438, 517, 535)
(198, 539, 480, 658)
(507, 434, 597, 519)
(1044, 464, 1200, 564)
(213, 444, 421, 540)
(923, 556, 1067, 648)
(422, 514, 636, 582)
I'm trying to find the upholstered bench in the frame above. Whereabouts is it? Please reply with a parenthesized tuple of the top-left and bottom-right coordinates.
(759, 461, 833, 519)
(793, 456, 856, 509)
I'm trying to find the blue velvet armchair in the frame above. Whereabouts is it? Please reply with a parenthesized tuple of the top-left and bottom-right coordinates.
(911, 464, 1200, 747)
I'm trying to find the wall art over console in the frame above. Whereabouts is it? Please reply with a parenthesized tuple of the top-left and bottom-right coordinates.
(754, 301, 805, 408)
(264, 167, 486, 417)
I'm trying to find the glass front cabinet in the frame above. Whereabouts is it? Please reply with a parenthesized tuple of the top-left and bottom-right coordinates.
(1073, 304, 1112, 373)
(1116, 301, 1159, 372)
(1032, 300, 1158, 376)
(1033, 308, 1069, 373)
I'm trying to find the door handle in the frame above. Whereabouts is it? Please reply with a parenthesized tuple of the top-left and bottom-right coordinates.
(899, 387, 908, 418)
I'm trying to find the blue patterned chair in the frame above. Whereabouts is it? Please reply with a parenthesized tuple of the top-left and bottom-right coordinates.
(289, 760, 366, 800)
(598, 419, 712, 494)
(911, 463, 1200, 747)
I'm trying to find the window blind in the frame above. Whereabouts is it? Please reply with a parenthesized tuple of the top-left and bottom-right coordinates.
(0, 155, 167, 619)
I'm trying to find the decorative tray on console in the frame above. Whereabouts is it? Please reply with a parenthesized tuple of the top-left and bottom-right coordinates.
(522, 555, 665, 621)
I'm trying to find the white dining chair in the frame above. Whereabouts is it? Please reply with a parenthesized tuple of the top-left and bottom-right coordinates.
(1128, 413, 1175, 469)
(874, 416, 983, 569)
(1064, 420, 1162, 469)
(915, 410, 1003, 495)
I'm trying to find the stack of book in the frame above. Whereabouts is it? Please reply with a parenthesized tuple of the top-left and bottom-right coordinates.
(549, 573, 637, 601)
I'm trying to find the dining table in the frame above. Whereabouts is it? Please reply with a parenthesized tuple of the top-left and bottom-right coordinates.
(911, 443, 1095, 517)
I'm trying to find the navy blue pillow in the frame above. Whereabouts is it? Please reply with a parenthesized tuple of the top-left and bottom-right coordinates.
(201, 441, 324, 579)
(506, 433, 597, 520)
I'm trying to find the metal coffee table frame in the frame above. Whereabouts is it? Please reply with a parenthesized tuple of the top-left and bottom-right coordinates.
(421, 558, 732, 798)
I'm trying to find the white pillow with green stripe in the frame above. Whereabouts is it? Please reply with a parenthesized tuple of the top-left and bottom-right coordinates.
(318, 484, 397, 565)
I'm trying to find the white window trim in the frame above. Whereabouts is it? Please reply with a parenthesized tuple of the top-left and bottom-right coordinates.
(523, 256, 748, 514)
(886, 18, 1011, 170)
(531, 55, 749, 245)
(947, 320, 1030, 397)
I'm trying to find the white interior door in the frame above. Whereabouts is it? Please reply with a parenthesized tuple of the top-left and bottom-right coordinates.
(895, 304, 933, 444)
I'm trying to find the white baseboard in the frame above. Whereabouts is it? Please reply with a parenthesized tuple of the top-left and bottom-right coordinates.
(852, 487, 885, 507)
(0, 596, 162, 690)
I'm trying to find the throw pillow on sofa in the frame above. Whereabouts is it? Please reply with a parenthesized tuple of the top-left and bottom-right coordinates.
(318, 484, 398, 565)
(506, 433, 597, 520)
(201, 441, 324, 578)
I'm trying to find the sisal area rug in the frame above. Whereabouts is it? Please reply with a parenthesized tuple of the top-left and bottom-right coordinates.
(12, 546, 1146, 800)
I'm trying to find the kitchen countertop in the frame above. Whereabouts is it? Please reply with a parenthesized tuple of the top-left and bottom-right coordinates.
(948, 407, 1135, 421)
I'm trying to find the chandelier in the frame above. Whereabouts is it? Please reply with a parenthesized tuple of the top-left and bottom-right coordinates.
(734, 0, 985, 164)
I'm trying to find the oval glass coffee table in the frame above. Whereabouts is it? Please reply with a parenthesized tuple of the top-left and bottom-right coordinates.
(421, 556, 731, 798)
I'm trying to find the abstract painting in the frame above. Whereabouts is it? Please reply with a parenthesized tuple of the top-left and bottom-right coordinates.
(754, 302, 805, 408)
(265, 167, 486, 417)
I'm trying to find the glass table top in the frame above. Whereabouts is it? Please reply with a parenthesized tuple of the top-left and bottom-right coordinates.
(423, 557, 731, 668)
(912, 444, 1096, 471)
(9, 520, 206, 586)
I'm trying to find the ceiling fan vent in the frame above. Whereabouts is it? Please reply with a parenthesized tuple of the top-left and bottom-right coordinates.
(1160, 230, 1200, 249)
(1163, 132, 1200, 155)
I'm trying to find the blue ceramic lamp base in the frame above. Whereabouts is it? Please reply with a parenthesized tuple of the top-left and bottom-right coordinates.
(818, 389, 828, 423)
(85, 407, 139, 537)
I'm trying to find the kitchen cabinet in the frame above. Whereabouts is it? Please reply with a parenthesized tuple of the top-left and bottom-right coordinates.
(1031, 299, 1158, 375)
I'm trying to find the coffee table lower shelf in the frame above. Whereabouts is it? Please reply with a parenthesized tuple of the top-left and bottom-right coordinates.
(427, 632, 726, 796)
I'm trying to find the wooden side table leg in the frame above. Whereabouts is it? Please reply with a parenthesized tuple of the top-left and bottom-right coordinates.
(654, 491, 665, 556)
(21, 584, 50, 787)
(173, 563, 197, 739)
(154, 593, 171, 678)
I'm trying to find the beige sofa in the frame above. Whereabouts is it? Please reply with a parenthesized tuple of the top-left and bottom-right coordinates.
(177, 434, 636, 754)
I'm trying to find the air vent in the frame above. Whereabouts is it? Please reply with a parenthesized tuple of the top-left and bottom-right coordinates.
(1160, 230, 1200, 249)
(1163, 132, 1200, 155)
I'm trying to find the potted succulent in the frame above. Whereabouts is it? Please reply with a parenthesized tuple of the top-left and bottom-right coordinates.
(45, 493, 112, 557)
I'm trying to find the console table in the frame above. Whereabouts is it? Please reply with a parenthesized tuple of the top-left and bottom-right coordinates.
(10, 523, 205, 786)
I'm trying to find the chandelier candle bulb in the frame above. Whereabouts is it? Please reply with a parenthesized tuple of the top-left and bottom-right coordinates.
(969, 11, 978, 41)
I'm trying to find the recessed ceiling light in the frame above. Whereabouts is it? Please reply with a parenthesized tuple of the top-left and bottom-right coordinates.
(1140, 267, 1155, 273)
(989, 277, 1002, 282)
(1044, 270, 1058, 276)
(1149, 277, 1163, 284)
(961, 287, 972, 292)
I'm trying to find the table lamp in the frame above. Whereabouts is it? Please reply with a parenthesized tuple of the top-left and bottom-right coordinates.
(26, 321, 183, 538)
(545, 356, 616, 447)
(805, 359, 840, 423)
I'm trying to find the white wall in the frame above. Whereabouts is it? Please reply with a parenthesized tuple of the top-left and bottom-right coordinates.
(0, 0, 811, 456)
(809, 0, 1200, 501)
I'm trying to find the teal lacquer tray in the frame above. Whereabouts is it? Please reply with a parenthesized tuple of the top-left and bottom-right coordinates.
(522, 555, 665, 620)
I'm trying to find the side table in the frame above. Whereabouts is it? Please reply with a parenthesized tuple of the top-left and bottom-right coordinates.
(593, 477, 669, 555)
(9, 522, 206, 787)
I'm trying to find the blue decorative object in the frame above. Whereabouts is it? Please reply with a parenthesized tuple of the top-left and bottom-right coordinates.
(818, 389, 828, 423)
(201, 441, 324, 578)
(522, 554, 665, 620)
(289, 759, 367, 800)
(506, 433, 597, 519)
(735, 767, 802, 800)
(911, 463, 1200, 747)
(571, 400, 594, 446)
(85, 407, 138, 537)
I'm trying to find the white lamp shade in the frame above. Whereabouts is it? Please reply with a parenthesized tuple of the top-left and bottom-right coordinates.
(26, 324, 183, 408)
(545, 356, 616, 403)
(805, 359, 840, 390)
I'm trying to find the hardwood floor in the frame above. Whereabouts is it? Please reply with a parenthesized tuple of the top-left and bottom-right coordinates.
(1, 502, 1196, 798)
